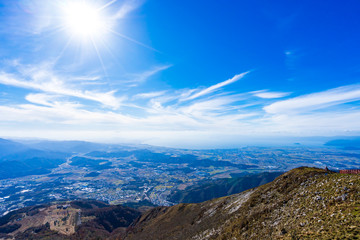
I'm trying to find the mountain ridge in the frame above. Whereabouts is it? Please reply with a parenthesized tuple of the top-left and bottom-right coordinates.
(1, 167, 359, 239)
(125, 167, 360, 240)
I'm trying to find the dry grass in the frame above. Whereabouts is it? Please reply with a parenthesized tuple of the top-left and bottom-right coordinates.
(127, 167, 360, 240)
(6, 204, 80, 237)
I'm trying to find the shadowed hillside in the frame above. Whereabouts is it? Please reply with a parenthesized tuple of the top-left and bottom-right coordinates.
(0, 200, 141, 240)
(168, 171, 283, 204)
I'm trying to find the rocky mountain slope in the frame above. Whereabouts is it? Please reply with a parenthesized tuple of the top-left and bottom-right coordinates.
(126, 167, 360, 240)
(0, 200, 141, 240)
(1, 167, 359, 239)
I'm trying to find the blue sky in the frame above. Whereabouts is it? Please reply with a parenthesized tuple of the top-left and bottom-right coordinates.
(0, 0, 360, 148)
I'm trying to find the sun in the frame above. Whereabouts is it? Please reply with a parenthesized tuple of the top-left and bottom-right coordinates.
(55, 0, 155, 74)
(62, 1, 110, 40)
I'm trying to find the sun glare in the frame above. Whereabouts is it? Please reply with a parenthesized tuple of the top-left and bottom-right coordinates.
(63, 2, 109, 40)
(56, 0, 153, 74)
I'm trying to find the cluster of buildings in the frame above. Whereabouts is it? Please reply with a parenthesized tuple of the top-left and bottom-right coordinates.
(339, 169, 360, 174)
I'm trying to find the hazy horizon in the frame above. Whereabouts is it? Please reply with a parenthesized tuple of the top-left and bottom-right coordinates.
(2, 135, 357, 150)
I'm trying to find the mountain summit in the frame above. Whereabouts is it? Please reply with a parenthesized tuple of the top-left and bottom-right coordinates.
(126, 167, 360, 240)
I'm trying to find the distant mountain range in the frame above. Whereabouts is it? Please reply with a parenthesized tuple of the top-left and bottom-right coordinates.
(0, 139, 28, 158)
(0, 138, 259, 180)
(325, 137, 360, 150)
(0, 137, 359, 181)
(0, 138, 123, 180)
(0, 139, 71, 179)
(17, 140, 113, 153)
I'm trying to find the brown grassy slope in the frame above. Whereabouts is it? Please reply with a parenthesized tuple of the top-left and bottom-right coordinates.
(125, 167, 360, 240)
(0, 200, 141, 240)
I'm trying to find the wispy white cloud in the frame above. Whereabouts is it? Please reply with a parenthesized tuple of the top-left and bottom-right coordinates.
(264, 83, 360, 114)
(15, 0, 56, 35)
(133, 91, 167, 99)
(0, 69, 261, 131)
(261, 110, 360, 136)
(0, 65, 124, 109)
(252, 90, 291, 99)
(0, 103, 135, 125)
(25, 93, 60, 107)
(125, 65, 171, 86)
(179, 94, 246, 118)
(2, 61, 360, 147)
(70, 75, 102, 82)
(111, 0, 144, 20)
(182, 71, 249, 101)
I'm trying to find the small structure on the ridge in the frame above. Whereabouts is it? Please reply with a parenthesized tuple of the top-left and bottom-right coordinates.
(56, 204, 69, 210)
(339, 169, 360, 174)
